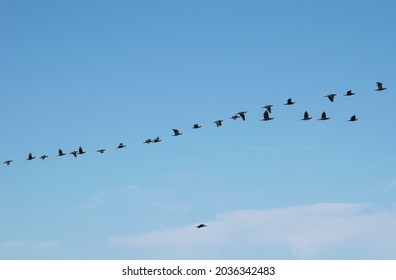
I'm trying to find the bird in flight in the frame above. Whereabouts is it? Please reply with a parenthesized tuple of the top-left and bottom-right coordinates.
(375, 82, 387, 91)
(237, 111, 247, 121)
(143, 139, 152, 144)
(27, 153, 35, 161)
(263, 105, 273, 113)
(214, 120, 223, 127)
(172, 129, 182, 136)
(153, 137, 161, 143)
(319, 111, 330, 120)
(58, 149, 66, 156)
(40, 155, 49, 160)
(196, 224, 207, 229)
(192, 124, 202, 129)
(230, 114, 240, 120)
(117, 143, 126, 149)
(301, 111, 312, 120)
(325, 94, 338, 102)
(3, 160, 13, 166)
(344, 90, 356, 96)
(78, 146, 86, 155)
(261, 110, 274, 121)
(349, 115, 358, 122)
(70, 151, 78, 158)
(97, 149, 106, 153)
(284, 98, 295, 105)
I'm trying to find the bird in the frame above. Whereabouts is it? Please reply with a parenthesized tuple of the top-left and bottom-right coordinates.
(172, 129, 182, 136)
(375, 82, 387, 91)
(58, 149, 66, 156)
(192, 124, 202, 129)
(196, 224, 207, 229)
(214, 120, 223, 127)
(319, 111, 330, 120)
(261, 110, 274, 121)
(117, 143, 126, 149)
(349, 115, 358, 122)
(230, 114, 240, 120)
(78, 146, 86, 155)
(325, 93, 338, 102)
(344, 90, 356, 96)
(70, 151, 78, 158)
(27, 153, 35, 160)
(237, 111, 247, 121)
(40, 155, 49, 160)
(284, 98, 295, 105)
(3, 160, 12, 165)
(263, 105, 273, 113)
(143, 139, 152, 144)
(153, 137, 161, 143)
(97, 149, 106, 153)
(301, 111, 312, 120)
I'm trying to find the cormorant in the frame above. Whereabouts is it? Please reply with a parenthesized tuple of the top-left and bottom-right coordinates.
(284, 98, 295, 105)
(319, 111, 330, 120)
(192, 124, 202, 129)
(172, 129, 182, 136)
(344, 90, 356, 96)
(262, 105, 273, 113)
(40, 155, 49, 160)
(27, 153, 35, 160)
(325, 94, 338, 102)
(117, 143, 126, 149)
(349, 115, 358, 122)
(375, 82, 387, 91)
(58, 149, 66, 156)
(214, 120, 223, 127)
(261, 110, 274, 121)
(196, 224, 207, 229)
(301, 111, 312, 120)
(237, 111, 247, 121)
(3, 160, 12, 165)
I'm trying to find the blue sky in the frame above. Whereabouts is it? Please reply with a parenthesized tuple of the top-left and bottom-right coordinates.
(1, 0, 396, 259)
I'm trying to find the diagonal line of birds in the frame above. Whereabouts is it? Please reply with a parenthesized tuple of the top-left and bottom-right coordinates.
(2, 82, 389, 166)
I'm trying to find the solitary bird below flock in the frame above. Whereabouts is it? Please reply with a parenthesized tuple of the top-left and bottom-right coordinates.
(27, 153, 35, 160)
(319, 112, 330, 120)
(172, 129, 182, 136)
(284, 98, 295, 105)
(375, 82, 387, 91)
(196, 224, 207, 229)
(325, 93, 338, 102)
(301, 111, 312, 120)
(261, 110, 274, 121)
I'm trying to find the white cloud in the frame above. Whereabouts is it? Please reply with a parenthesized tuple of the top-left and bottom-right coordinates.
(108, 203, 396, 259)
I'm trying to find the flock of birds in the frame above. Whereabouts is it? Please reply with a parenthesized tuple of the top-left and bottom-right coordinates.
(2, 82, 389, 172)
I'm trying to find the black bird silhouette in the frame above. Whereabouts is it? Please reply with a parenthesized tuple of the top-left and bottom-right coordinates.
(40, 155, 49, 160)
(78, 146, 86, 155)
(230, 114, 240, 120)
(143, 139, 152, 144)
(349, 115, 358, 122)
(196, 224, 207, 229)
(117, 143, 126, 149)
(153, 137, 161, 143)
(237, 111, 247, 121)
(70, 151, 78, 158)
(58, 149, 66, 156)
(344, 90, 356, 96)
(319, 111, 330, 120)
(27, 153, 35, 160)
(261, 110, 274, 121)
(3, 160, 13, 165)
(301, 111, 312, 120)
(375, 82, 387, 91)
(97, 149, 106, 153)
(214, 120, 223, 127)
(192, 124, 202, 129)
(263, 105, 273, 113)
(284, 98, 295, 105)
(325, 94, 338, 102)
(172, 129, 182, 136)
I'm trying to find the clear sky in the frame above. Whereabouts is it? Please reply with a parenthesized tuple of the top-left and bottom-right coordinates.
(1, 0, 396, 259)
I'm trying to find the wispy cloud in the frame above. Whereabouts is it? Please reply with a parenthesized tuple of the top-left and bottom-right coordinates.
(108, 203, 396, 259)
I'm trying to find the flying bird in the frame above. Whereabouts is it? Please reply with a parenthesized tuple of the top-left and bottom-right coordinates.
(349, 115, 358, 122)
(301, 111, 312, 120)
(325, 94, 338, 102)
(26, 153, 35, 160)
(70, 151, 78, 158)
(263, 105, 273, 113)
(261, 110, 274, 121)
(153, 137, 161, 143)
(78, 146, 86, 155)
(319, 111, 330, 120)
(284, 98, 295, 105)
(237, 111, 247, 121)
(58, 149, 66, 156)
(3, 160, 12, 165)
(214, 120, 223, 127)
(143, 139, 152, 144)
(97, 149, 106, 153)
(230, 114, 240, 120)
(375, 82, 387, 91)
(344, 90, 356, 96)
(192, 124, 202, 129)
(196, 224, 207, 229)
(172, 129, 182, 136)
(40, 155, 49, 160)
(117, 143, 126, 149)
